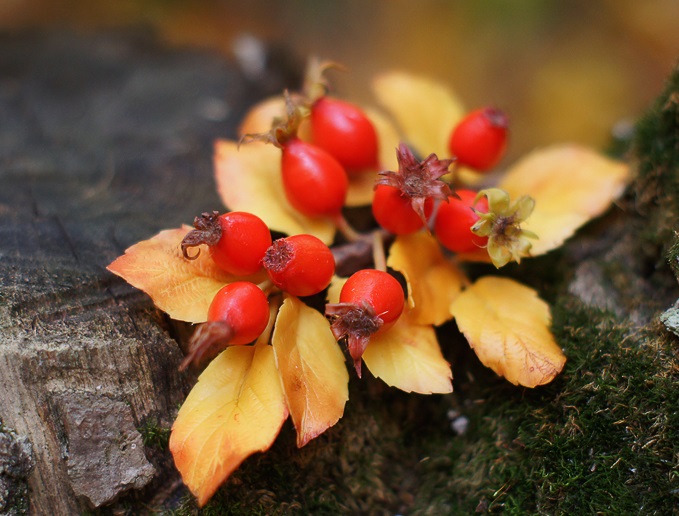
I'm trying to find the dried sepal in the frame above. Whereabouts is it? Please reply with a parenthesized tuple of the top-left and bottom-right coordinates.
(471, 188, 537, 268)
(325, 300, 383, 377)
(180, 211, 222, 260)
(178, 321, 234, 371)
(241, 91, 308, 148)
(376, 143, 454, 225)
(301, 57, 346, 103)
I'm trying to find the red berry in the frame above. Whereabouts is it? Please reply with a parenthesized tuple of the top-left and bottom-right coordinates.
(181, 211, 272, 276)
(434, 189, 489, 253)
(372, 184, 433, 234)
(263, 234, 335, 297)
(179, 281, 270, 370)
(281, 138, 348, 217)
(211, 212, 271, 275)
(325, 269, 405, 377)
(339, 269, 404, 328)
(448, 107, 509, 171)
(207, 282, 270, 345)
(311, 97, 379, 172)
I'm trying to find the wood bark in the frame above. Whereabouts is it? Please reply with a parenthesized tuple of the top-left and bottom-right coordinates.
(0, 28, 287, 513)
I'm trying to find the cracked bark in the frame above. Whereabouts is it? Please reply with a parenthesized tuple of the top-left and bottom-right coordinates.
(0, 28, 291, 513)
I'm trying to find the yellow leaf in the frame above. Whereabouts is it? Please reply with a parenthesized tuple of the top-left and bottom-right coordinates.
(107, 226, 241, 323)
(169, 344, 287, 506)
(372, 71, 465, 159)
(450, 276, 566, 388)
(214, 140, 336, 244)
(272, 296, 349, 447)
(498, 144, 630, 256)
(363, 310, 452, 394)
(387, 232, 467, 326)
(326, 275, 345, 304)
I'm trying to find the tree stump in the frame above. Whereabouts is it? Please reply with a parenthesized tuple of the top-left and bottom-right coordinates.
(0, 28, 289, 513)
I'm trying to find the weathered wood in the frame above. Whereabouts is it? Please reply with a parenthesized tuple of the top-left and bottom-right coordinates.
(0, 28, 285, 513)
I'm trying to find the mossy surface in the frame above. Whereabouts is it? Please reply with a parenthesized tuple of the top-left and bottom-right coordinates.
(169, 64, 679, 515)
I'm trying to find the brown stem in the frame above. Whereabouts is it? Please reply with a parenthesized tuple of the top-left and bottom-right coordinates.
(332, 213, 368, 243)
(372, 230, 387, 272)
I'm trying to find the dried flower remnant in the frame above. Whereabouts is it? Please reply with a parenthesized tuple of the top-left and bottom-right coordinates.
(376, 143, 454, 225)
(471, 188, 537, 268)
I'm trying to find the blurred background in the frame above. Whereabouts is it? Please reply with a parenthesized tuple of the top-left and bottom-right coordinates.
(3, 0, 678, 161)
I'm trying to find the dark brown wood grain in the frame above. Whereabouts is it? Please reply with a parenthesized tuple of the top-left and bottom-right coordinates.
(0, 28, 291, 513)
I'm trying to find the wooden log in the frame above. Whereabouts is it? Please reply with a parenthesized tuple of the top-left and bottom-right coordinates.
(0, 28, 289, 513)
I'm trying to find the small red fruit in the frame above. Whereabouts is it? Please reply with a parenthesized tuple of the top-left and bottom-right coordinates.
(448, 107, 509, 171)
(325, 269, 405, 376)
(181, 211, 272, 276)
(372, 184, 434, 234)
(281, 138, 349, 217)
(311, 97, 379, 172)
(263, 234, 335, 297)
(179, 281, 270, 370)
(434, 189, 489, 253)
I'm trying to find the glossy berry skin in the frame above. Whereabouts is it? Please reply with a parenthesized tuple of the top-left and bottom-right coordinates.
(311, 97, 379, 172)
(281, 138, 348, 217)
(372, 184, 433, 234)
(211, 212, 272, 276)
(263, 234, 335, 297)
(207, 282, 270, 345)
(340, 269, 404, 329)
(434, 189, 489, 253)
(448, 107, 509, 171)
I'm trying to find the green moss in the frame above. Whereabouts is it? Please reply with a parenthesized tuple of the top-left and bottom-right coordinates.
(410, 298, 678, 514)
(631, 62, 679, 276)
(138, 418, 171, 450)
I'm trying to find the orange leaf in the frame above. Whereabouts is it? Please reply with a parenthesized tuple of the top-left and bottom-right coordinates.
(363, 309, 452, 394)
(450, 276, 566, 387)
(498, 144, 630, 255)
(372, 71, 464, 159)
(107, 226, 239, 323)
(169, 344, 287, 506)
(214, 140, 336, 244)
(272, 296, 349, 447)
(387, 232, 467, 325)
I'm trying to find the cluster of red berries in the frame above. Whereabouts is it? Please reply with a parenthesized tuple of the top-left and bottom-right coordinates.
(179, 211, 335, 368)
(178, 209, 405, 374)
(373, 107, 509, 253)
(178, 68, 510, 374)
(246, 91, 380, 221)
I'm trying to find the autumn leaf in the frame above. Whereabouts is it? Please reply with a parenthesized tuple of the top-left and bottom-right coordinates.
(387, 232, 467, 326)
(169, 344, 288, 506)
(450, 276, 566, 388)
(498, 144, 630, 256)
(372, 71, 464, 159)
(107, 226, 241, 323)
(363, 309, 453, 394)
(214, 140, 336, 244)
(272, 296, 349, 447)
